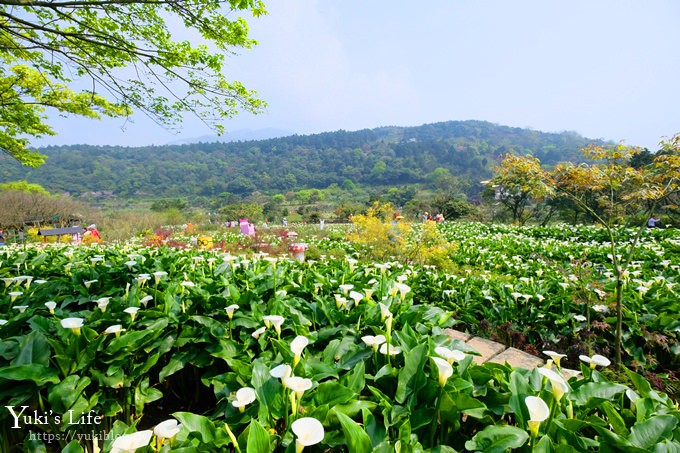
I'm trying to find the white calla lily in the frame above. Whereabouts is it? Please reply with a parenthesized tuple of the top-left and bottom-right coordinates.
(96, 297, 110, 312)
(225, 304, 239, 319)
(231, 387, 257, 412)
(110, 429, 153, 453)
(61, 317, 84, 335)
(269, 364, 292, 380)
(379, 342, 401, 356)
(124, 307, 140, 321)
(104, 325, 125, 337)
(44, 301, 57, 314)
(292, 417, 324, 453)
(434, 346, 467, 364)
(543, 351, 567, 369)
(291, 336, 309, 367)
(525, 396, 549, 437)
(432, 356, 453, 387)
(154, 419, 182, 440)
(361, 335, 386, 351)
(263, 315, 284, 336)
(579, 354, 611, 368)
(537, 367, 569, 401)
(252, 326, 266, 339)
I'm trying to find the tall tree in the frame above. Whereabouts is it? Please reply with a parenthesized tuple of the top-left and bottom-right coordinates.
(547, 140, 680, 367)
(488, 154, 550, 225)
(0, 0, 267, 166)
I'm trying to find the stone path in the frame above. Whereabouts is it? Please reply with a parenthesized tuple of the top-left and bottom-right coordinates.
(444, 328, 583, 381)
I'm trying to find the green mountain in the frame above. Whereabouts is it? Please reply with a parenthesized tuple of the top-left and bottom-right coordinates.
(0, 120, 604, 198)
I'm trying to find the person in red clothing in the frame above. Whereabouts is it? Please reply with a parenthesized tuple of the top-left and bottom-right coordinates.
(85, 224, 101, 241)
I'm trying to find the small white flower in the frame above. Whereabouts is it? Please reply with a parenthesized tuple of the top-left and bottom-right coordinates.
(225, 304, 239, 319)
(44, 301, 57, 313)
(263, 315, 284, 335)
(110, 430, 153, 453)
(9, 291, 22, 302)
(361, 335, 387, 351)
(61, 317, 84, 335)
(252, 326, 266, 339)
(124, 260, 137, 269)
(592, 304, 609, 313)
(154, 419, 182, 440)
(152, 271, 167, 284)
(140, 295, 153, 307)
(379, 343, 401, 356)
(270, 364, 292, 380)
(573, 315, 587, 322)
(434, 346, 466, 364)
(537, 367, 569, 401)
(96, 297, 110, 312)
(283, 376, 313, 395)
(579, 354, 610, 368)
(339, 284, 354, 295)
(348, 291, 364, 305)
(14, 305, 28, 313)
(104, 324, 125, 336)
(232, 387, 257, 411)
(542, 351, 567, 369)
(432, 356, 453, 387)
(180, 281, 195, 288)
(525, 396, 549, 437)
(83, 280, 97, 289)
(124, 307, 140, 321)
(292, 417, 325, 450)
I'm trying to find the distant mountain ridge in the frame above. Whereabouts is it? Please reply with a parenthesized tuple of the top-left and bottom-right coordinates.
(165, 127, 296, 145)
(0, 120, 607, 198)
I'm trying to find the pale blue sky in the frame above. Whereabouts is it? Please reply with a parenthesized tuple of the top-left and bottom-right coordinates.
(36, 0, 680, 151)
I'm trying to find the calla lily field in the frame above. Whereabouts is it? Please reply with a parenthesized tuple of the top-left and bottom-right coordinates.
(0, 222, 678, 452)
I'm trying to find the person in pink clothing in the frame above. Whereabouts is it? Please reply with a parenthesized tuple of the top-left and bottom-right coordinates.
(85, 224, 101, 241)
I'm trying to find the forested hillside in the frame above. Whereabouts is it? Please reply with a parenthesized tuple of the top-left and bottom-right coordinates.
(0, 121, 605, 198)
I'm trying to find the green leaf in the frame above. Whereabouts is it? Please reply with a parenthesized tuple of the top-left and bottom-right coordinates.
(395, 343, 428, 404)
(0, 364, 59, 385)
(246, 419, 271, 453)
(346, 360, 366, 393)
(571, 382, 627, 406)
(61, 441, 85, 453)
(314, 381, 356, 407)
(335, 410, 373, 453)
(11, 331, 50, 366)
(464, 425, 530, 452)
(47, 375, 91, 413)
(628, 415, 677, 450)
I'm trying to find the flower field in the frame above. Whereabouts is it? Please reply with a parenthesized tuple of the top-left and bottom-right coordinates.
(0, 222, 678, 452)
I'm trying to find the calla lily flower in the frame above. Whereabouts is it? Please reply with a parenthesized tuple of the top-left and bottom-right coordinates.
(97, 297, 110, 312)
(525, 396, 549, 437)
(292, 417, 325, 453)
(154, 419, 182, 440)
(432, 356, 453, 387)
(110, 429, 153, 453)
(379, 342, 401, 356)
(252, 326, 266, 339)
(124, 260, 137, 269)
(14, 305, 28, 313)
(0, 319, 7, 326)
(543, 351, 567, 369)
(348, 291, 364, 305)
(61, 317, 84, 335)
(152, 271, 168, 284)
(124, 307, 140, 321)
(270, 364, 292, 380)
(339, 284, 354, 295)
(364, 288, 375, 301)
(9, 291, 22, 302)
(45, 301, 57, 314)
(537, 367, 569, 401)
(140, 295, 153, 307)
(2, 277, 15, 287)
(225, 304, 239, 319)
(231, 387, 257, 412)
(283, 376, 313, 396)
(379, 302, 391, 321)
(180, 281, 195, 288)
(394, 282, 411, 300)
(263, 315, 284, 336)
(104, 325, 125, 337)
(573, 315, 587, 322)
(434, 346, 467, 364)
(579, 354, 611, 368)
(362, 335, 387, 351)
(83, 280, 97, 289)
(291, 336, 309, 367)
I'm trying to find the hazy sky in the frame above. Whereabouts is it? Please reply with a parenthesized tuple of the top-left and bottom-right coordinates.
(36, 0, 680, 151)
